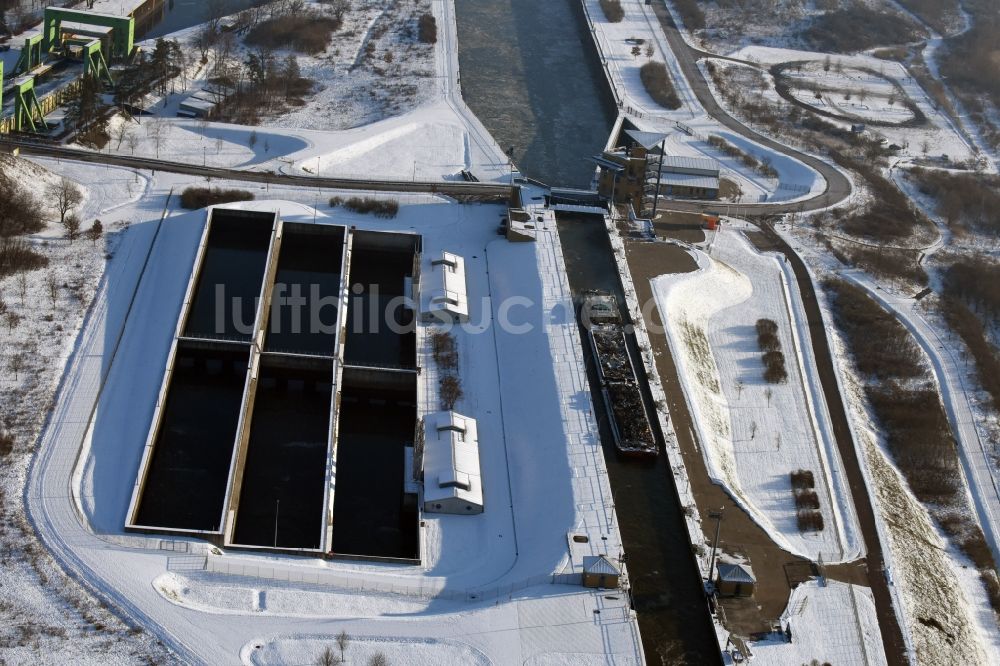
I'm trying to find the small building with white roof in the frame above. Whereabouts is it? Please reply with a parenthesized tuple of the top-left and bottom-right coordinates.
(420, 251, 469, 323)
(421, 411, 483, 514)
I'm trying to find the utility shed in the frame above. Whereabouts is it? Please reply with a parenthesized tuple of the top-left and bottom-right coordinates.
(421, 411, 483, 514)
(717, 562, 756, 597)
(656, 155, 720, 199)
(582, 555, 621, 589)
(420, 251, 469, 323)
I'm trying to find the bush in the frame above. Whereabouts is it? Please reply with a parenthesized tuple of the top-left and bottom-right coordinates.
(797, 510, 825, 532)
(246, 14, 342, 54)
(0, 237, 48, 278)
(941, 296, 1000, 414)
(909, 168, 1000, 235)
(794, 489, 820, 510)
(599, 0, 624, 22)
(841, 245, 928, 285)
(179, 187, 255, 209)
(830, 152, 929, 242)
(0, 431, 13, 457)
(803, 6, 923, 53)
(825, 279, 923, 379)
(672, 0, 705, 30)
(639, 62, 681, 110)
(343, 197, 399, 218)
(418, 13, 437, 44)
(0, 170, 45, 237)
(790, 469, 815, 489)
(762, 351, 787, 384)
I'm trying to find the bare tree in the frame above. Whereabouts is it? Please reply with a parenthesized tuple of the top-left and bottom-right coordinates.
(5, 311, 21, 334)
(368, 653, 388, 666)
(764, 387, 773, 407)
(315, 646, 341, 666)
(113, 120, 131, 150)
(8, 353, 26, 381)
(16, 273, 28, 305)
(44, 272, 59, 308)
(46, 177, 83, 225)
(62, 214, 82, 242)
(749, 420, 757, 440)
(735, 378, 744, 399)
(336, 631, 349, 662)
(125, 131, 140, 156)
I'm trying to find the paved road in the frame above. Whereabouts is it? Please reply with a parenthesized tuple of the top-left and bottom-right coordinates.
(0, 137, 512, 198)
(646, 3, 853, 215)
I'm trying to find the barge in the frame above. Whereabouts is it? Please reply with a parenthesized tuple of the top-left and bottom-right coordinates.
(582, 291, 657, 457)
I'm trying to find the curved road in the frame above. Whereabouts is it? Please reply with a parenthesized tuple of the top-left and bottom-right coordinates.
(645, 3, 853, 215)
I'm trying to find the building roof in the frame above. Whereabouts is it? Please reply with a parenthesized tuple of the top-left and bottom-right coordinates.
(624, 129, 669, 149)
(660, 155, 720, 174)
(421, 251, 469, 320)
(583, 555, 621, 576)
(422, 411, 483, 508)
(654, 172, 721, 191)
(717, 562, 756, 584)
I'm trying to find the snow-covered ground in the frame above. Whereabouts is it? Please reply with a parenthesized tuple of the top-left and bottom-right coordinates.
(581, 0, 825, 204)
(742, 580, 886, 665)
(723, 46, 980, 169)
(650, 227, 860, 563)
(20, 163, 642, 663)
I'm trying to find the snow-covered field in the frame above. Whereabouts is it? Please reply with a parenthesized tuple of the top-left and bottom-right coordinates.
(722, 46, 980, 168)
(746, 580, 886, 665)
(650, 227, 859, 562)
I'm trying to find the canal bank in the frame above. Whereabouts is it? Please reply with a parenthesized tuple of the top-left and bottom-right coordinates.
(453, 0, 617, 187)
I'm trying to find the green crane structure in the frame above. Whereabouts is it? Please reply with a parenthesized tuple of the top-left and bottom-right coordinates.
(42, 8, 135, 62)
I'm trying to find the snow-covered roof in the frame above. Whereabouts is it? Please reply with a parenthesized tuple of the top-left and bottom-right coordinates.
(655, 172, 720, 191)
(717, 562, 756, 584)
(59, 21, 114, 36)
(582, 555, 620, 576)
(661, 155, 720, 175)
(420, 251, 469, 321)
(422, 411, 482, 509)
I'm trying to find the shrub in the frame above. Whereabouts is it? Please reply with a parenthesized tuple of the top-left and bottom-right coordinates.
(440, 375, 462, 410)
(909, 168, 1000, 235)
(841, 245, 928, 285)
(830, 152, 931, 242)
(599, 0, 624, 22)
(0, 431, 13, 457)
(794, 489, 820, 510)
(941, 296, 1000, 414)
(417, 13, 437, 44)
(797, 510, 824, 532)
(790, 469, 815, 489)
(343, 197, 399, 218)
(757, 330, 780, 353)
(0, 237, 48, 278)
(673, 0, 705, 30)
(639, 62, 681, 110)
(180, 187, 255, 209)
(755, 318, 778, 337)
(245, 14, 342, 54)
(762, 351, 787, 384)
(0, 170, 45, 236)
(803, 6, 924, 53)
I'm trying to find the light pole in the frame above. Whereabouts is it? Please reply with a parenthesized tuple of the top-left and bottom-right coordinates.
(273, 499, 280, 548)
(707, 508, 724, 590)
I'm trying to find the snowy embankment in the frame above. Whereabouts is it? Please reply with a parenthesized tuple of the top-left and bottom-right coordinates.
(580, 0, 824, 203)
(751, 580, 886, 665)
(650, 228, 860, 562)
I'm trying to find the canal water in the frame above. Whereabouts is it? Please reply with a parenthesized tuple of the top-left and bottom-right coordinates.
(557, 213, 720, 665)
(454, 0, 617, 188)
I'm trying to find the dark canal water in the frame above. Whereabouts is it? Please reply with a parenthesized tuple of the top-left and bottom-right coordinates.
(454, 0, 617, 188)
(557, 214, 720, 665)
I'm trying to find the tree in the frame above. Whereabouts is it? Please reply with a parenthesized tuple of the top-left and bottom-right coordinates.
(66, 74, 104, 132)
(645, 43, 655, 59)
(336, 631, 349, 662)
(316, 646, 341, 666)
(126, 131, 140, 156)
(248, 130, 258, 149)
(16, 273, 28, 305)
(5, 310, 20, 334)
(62, 213, 82, 242)
(47, 178, 84, 225)
(45, 272, 59, 308)
(113, 119, 132, 150)
(631, 45, 641, 59)
(146, 119, 167, 158)
(823, 55, 831, 72)
(87, 219, 104, 245)
(764, 387, 773, 407)
(8, 353, 26, 381)
(368, 653, 388, 666)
